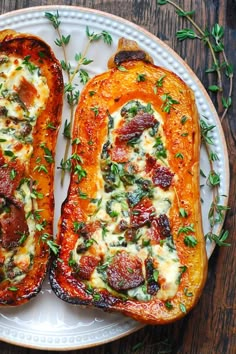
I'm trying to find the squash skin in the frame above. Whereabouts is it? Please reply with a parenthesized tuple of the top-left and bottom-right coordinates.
(0, 30, 63, 305)
(50, 56, 207, 323)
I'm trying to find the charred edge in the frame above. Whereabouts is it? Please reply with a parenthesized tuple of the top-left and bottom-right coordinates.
(114, 50, 146, 66)
(49, 262, 122, 309)
(0, 282, 43, 305)
(49, 264, 89, 306)
(92, 291, 122, 309)
(0, 37, 52, 58)
(21, 283, 43, 300)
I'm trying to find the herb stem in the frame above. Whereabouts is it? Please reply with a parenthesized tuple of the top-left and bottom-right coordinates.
(60, 129, 72, 184)
(204, 141, 219, 227)
(60, 40, 94, 185)
(69, 39, 92, 84)
(220, 49, 233, 121)
(56, 29, 70, 82)
(167, 0, 204, 36)
(206, 37, 224, 114)
(53, 26, 74, 185)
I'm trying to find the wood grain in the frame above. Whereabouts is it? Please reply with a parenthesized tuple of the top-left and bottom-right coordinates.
(0, 1, 235, 353)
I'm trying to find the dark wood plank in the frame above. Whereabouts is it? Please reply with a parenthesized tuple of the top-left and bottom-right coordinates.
(0, 1, 235, 353)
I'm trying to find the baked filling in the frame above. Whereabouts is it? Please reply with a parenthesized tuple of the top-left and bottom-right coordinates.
(68, 100, 182, 301)
(0, 55, 49, 284)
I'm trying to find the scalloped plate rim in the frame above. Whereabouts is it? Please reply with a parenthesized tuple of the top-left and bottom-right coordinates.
(0, 4, 229, 350)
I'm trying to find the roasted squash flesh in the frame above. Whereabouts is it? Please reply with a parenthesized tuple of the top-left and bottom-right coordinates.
(50, 39, 207, 324)
(0, 30, 63, 305)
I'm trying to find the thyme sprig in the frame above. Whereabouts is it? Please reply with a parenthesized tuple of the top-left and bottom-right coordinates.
(157, 1, 231, 247)
(45, 12, 112, 185)
(157, 1, 233, 121)
(200, 117, 229, 245)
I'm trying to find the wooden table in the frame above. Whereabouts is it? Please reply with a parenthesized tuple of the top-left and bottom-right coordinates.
(0, 1, 235, 353)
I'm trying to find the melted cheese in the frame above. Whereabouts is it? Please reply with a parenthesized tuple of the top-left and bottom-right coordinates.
(0, 56, 49, 164)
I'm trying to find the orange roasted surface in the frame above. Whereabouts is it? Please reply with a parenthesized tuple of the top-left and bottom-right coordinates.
(0, 30, 63, 305)
(50, 39, 207, 324)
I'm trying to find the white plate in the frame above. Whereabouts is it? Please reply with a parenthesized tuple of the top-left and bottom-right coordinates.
(0, 5, 229, 351)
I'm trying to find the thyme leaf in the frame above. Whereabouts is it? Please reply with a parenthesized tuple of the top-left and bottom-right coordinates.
(176, 28, 199, 41)
(176, 9, 195, 17)
(45, 11, 60, 29)
(205, 230, 230, 247)
(161, 93, 179, 113)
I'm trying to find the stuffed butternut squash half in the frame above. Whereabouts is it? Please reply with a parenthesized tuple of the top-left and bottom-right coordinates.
(0, 30, 63, 305)
(50, 38, 207, 324)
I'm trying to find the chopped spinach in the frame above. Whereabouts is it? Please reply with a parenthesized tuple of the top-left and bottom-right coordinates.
(126, 185, 153, 207)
